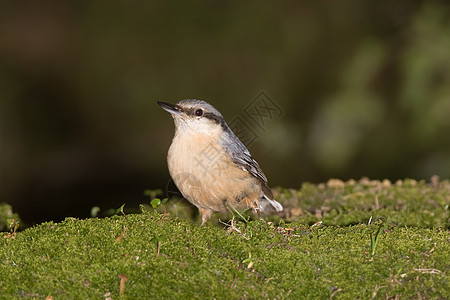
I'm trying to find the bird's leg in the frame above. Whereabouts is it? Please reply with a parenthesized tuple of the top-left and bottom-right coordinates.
(198, 208, 212, 226)
(244, 196, 265, 222)
(255, 208, 263, 220)
(252, 205, 266, 223)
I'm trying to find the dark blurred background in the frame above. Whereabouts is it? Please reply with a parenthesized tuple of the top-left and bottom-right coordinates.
(1, 1, 449, 225)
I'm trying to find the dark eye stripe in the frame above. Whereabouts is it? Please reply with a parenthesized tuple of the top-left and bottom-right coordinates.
(203, 112, 222, 124)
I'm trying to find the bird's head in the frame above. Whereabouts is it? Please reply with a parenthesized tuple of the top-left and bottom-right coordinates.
(158, 99, 226, 135)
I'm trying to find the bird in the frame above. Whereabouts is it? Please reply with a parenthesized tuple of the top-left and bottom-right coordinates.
(158, 99, 283, 225)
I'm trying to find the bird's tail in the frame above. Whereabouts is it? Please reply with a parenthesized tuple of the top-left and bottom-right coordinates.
(259, 195, 283, 212)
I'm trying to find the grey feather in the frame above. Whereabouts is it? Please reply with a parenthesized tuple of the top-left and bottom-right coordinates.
(220, 123, 274, 199)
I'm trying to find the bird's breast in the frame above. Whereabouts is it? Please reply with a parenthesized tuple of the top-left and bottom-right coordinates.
(167, 132, 260, 211)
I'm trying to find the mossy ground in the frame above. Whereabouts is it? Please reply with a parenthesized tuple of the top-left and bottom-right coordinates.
(1, 179, 449, 299)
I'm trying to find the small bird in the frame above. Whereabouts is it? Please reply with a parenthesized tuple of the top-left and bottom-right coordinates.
(158, 99, 283, 224)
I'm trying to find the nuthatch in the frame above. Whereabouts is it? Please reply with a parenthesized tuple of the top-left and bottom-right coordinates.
(158, 99, 283, 225)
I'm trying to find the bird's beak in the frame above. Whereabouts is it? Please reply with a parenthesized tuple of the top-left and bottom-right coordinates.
(157, 101, 182, 116)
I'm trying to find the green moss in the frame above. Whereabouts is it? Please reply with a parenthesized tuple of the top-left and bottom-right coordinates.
(0, 203, 21, 232)
(0, 180, 449, 299)
(274, 178, 449, 228)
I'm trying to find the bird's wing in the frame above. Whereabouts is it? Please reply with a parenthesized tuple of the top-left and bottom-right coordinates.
(221, 131, 274, 199)
(231, 150, 274, 199)
(231, 150, 267, 183)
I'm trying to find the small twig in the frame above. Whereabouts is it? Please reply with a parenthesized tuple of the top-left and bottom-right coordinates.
(343, 192, 364, 199)
(116, 204, 129, 224)
(116, 225, 127, 242)
(155, 242, 161, 261)
(265, 277, 275, 284)
(422, 242, 436, 256)
(311, 221, 323, 227)
(121, 211, 128, 224)
(330, 288, 342, 300)
(414, 268, 443, 274)
(229, 263, 247, 290)
(371, 285, 384, 300)
(219, 219, 241, 234)
(230, 274, 237, 290)
(118, 274, 128, 296)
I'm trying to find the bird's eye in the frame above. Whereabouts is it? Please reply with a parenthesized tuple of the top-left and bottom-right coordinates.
(195, 109, 203, 116)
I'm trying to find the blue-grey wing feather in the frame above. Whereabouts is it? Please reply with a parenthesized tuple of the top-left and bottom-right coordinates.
(220, 127, 271, 190)
(219, 120, 281, 211)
